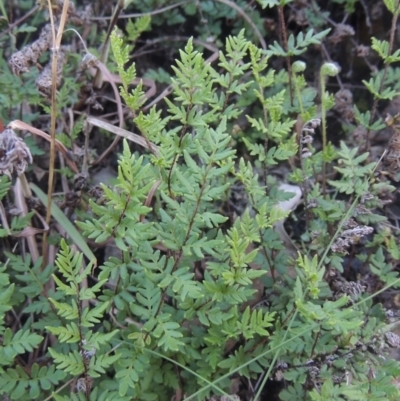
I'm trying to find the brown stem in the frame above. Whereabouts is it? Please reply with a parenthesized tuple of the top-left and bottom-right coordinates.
(167, 105, 192, 197)
(76, 282, 90, 400)
(299, 142, 310, 231)
(249, 193, 276, 282)
(310, 329, 321, 357)
(278, 5, 293, 106)
(93, 0, 124, 89)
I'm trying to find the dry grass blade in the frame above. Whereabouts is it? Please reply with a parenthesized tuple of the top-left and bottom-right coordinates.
(141, 180, 161, 222)
(43, 0, 70, 264)
(8, 120, 79, 173)
(94, 61, 125, 129)
(13, 221, 48, 238)
(30, 183, 97, 265)
(0, 201, 10, 235)
(91, 63, 157, 100)
(14, 177, 40, 262)
(91, 0, 192, 20)
(89, 63, 157, 165)
(86, 115, 159, 156)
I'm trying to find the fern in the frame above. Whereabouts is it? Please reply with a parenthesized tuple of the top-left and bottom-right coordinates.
(0, 364, 65, 400)
(46, 240, 119, 384)
(3, 3, 400, 400)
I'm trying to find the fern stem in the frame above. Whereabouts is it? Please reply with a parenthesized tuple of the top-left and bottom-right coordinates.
(168, 105, 192, 197)
(320, 69, 327, 197)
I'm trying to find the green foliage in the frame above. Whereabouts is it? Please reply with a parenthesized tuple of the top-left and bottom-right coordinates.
(126, 16, 151, 42)
(2, 1, 400, 401)
(363, 75, 398, 100)
(266, 29, 330, 57)
(110, 29, 146, 112)
(0, 364, 65, 400)
(0, 56, 41, 123)
(0, 175, 11, 201)
(328, 142, 376, 195)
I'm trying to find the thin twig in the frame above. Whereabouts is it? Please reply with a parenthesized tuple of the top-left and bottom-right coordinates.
(42, 0, 70, 265)
(90, 0, 191, 20)
(278, 5, 293, 106)
(93, 0, 124, 88)
(0, 4, 39, 40)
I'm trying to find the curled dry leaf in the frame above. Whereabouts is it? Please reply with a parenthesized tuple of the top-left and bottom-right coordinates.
(86, 116, 159, 156)
(8, 120, 79, 173)
(0, 128, 32, 176)
(36, 48, 67, 95)
(142, 180, 162, 222)
(8, 23, 53, 76)
(335, 89, 354, 121)
(13, 211, 49, 239)
(331, 224, 373, 254)
(274, 183, 302, 255)
(329, 23, 355, 44)
(13, 177, 40, 263)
